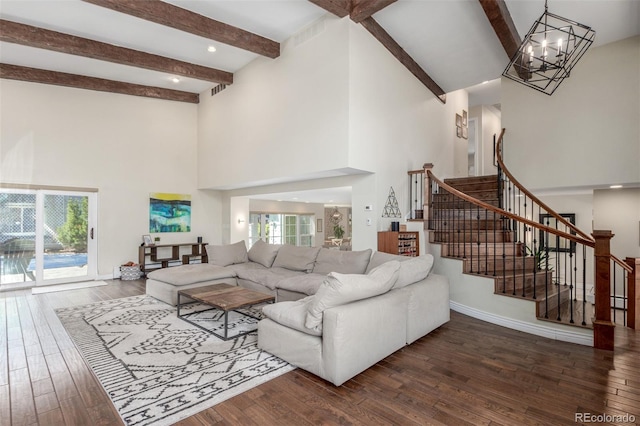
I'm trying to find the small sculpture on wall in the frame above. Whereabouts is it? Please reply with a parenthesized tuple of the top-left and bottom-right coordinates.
(382, 187, 402, 218)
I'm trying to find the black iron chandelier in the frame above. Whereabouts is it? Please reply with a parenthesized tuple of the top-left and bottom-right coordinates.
(502, 0, 595, 95)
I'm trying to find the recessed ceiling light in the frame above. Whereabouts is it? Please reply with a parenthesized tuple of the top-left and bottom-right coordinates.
(207, 45, 217, 53)
(610, 184, 623, 189)
(171, 77, 180, 83)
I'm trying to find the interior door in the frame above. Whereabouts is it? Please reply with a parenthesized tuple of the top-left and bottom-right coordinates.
(0, 188, 97, 289)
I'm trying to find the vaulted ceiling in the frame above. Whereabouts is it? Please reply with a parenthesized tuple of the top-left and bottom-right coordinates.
(1, 0, 638, 104)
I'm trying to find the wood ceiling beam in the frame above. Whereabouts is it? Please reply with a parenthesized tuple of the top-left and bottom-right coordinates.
(307, 0, 350, 17)
(309, 0, 446, 103)
(359, 17, 446, 104)
(0, 20, 233, 85)
(478, 0, 521, 59)
(82, 0, 280, 59)
(350, 0, 397, 23)
(0, 64, 199, 103)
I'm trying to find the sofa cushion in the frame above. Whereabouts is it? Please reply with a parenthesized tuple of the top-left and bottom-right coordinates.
(225, 261, 267, 275)
(235, 267, 301, 290)
(247, 240, 281, 268)
(276, 273, 328, 296)
(305, 260, 400, 330)
(261, 296, 321, 336)
(312, 248, 372, 275)
(146, 264, 235, 286)
(272, 245, 321, 272)
(392, 254, 435, 289)
(365, 251, 408, 273)
(207, 241, 248, 267)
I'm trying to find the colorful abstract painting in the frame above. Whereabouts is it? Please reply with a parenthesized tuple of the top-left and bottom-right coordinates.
(149, 193, 191, 233)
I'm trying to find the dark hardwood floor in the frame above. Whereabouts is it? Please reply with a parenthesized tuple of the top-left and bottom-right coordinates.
(1, 279, 639, 425)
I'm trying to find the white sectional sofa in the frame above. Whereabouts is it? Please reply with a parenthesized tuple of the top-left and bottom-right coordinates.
(146, 240, 375, 305)
(258, 257, 450, 385)
(145, 240, 450, 386)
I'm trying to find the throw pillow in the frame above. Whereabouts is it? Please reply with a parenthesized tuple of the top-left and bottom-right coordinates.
(365, 251, 407, 273)
(276, 273, 328, 296)
(305, 260, 400, 330)
(272, 244, 321, 272)
(261, 296, 322, 336)
(247, 240, 281, 268)
(392, 254, 435, 289)
(312, 248, 373, 275)
(207, 241, 248, 267)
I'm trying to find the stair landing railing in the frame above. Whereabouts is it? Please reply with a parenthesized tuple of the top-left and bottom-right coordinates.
(495, 129, 637, 337)
(424, 129, 638, 350)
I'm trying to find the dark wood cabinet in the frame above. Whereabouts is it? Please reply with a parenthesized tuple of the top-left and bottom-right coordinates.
(377, 231, 419, 257)
(138, 242, 208, 273)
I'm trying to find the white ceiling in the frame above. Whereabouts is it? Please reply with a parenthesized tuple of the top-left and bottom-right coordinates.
(2, 1, 637, 95)
(1, 0, 638, 204)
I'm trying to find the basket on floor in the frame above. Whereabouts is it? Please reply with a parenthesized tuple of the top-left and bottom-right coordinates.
(120, 265, 142, 280)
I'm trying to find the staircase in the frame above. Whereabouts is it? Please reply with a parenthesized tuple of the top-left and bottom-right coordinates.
(430, 174, 592, 328)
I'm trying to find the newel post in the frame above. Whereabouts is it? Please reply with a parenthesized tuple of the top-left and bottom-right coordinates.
(625, 257, 640, 330)
(423, 163, 434, 231)
(592, 230, 615, 350)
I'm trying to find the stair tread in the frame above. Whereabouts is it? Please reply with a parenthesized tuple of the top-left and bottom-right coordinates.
(539, 300, 594, 328)
(444, 175, 498, 184)
(431, 177, 593, 331)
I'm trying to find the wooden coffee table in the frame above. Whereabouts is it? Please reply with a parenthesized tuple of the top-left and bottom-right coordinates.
(177, 283, 275, 340)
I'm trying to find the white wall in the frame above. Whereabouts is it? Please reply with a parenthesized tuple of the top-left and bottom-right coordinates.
(501, 36, 640, 191)
(347, 22, 466, 251)
(0, 80, 220, 277)
(537, 192, 594, 236)
(593, 188, 640, 259)
(229, 196, 250, 246)
(197, 15, 351, 190)
(199, 18, 465, 250)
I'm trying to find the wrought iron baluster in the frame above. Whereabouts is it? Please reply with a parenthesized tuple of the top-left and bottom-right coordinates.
(582, 245, 587, 326)
(532, 237, 538, 300)
(456, 198, 473, 258)
(623, 268, 628, 326)
(493, 200, 496, 277)
(475, 203, 480, 273)
(521, 195, 527, 297)
(544, 230, 550, 319)
(613, 265, 617, 325)
(556, 231, 561, 321)
(569, 246, 574, 324)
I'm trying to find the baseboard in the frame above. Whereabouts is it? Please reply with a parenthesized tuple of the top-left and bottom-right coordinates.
(98, 273, 117, 280)
(450, 301, 594, 347)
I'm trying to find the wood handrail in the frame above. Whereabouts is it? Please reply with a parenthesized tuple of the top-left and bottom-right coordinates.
(426, 169, 595, 248)
(613, 254, 634, 274)
(496, 129, 632, 274)
(495, 129, 594, 243)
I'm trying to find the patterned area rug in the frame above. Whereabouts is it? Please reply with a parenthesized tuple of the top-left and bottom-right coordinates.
(55, 295, 294, 426)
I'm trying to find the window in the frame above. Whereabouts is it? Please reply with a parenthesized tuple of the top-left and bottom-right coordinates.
(248, 213, 315, 248)
(299, 215, 313, 247)
(284, 215, 297, 245)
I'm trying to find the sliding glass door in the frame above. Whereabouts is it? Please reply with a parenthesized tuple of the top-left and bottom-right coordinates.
(0, 188, 97, 289)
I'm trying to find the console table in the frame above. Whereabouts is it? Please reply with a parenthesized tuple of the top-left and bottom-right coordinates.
(138, 242, 208, 273)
